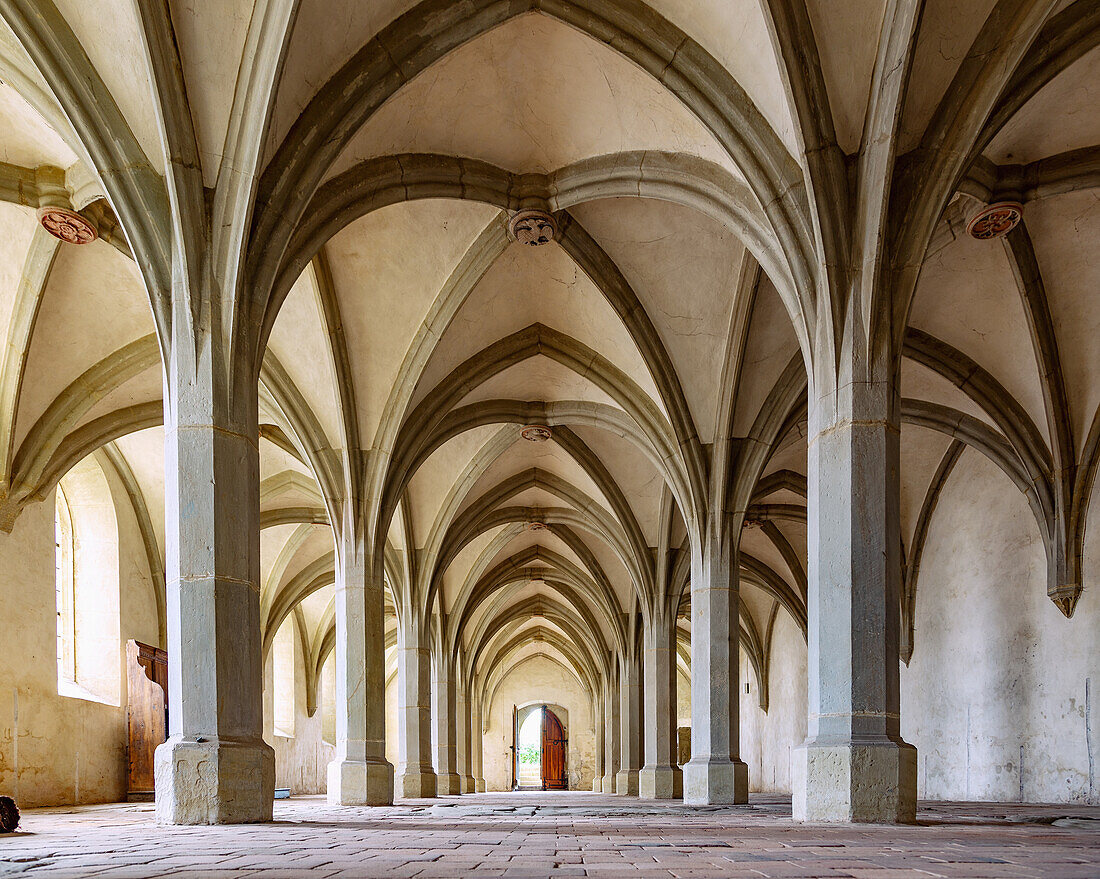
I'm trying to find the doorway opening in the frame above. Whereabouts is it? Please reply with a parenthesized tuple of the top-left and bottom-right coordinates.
(513, 704, 568, 790)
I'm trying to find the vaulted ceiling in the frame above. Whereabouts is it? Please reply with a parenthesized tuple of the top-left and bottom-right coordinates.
(0, 0, 1095, 709)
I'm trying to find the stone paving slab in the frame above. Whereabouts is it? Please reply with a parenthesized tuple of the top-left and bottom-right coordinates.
(0, 793, 1096, 878)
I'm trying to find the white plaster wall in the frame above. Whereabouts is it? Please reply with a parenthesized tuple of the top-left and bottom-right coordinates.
(739, 613, 807, 793)
(0, 480, 160, 807)
(263, 625, 335, 795)
(676, 668, 691, 728)
(481, 654, 596, 791)
(386, 672, 398, 768)
(901, 449, 1099, 803)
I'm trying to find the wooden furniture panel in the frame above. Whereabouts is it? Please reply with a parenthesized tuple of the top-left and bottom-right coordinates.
(126, 640, 167, 799)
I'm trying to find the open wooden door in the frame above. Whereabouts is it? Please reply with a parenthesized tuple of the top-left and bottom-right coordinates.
(126, 640, 168, 801)
(511, 704, 518, 790)
(540, 707, 567, 790)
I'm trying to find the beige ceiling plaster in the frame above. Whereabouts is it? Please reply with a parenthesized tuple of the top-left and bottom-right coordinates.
(897, 0, 1000, 153)
(298, 587, 334, 635)
(737, 580, 777, 630)
(455, 442, 612, 520)
(454, 357, 624, 412)
(899, 426, 954, 545)
(571, 535, 634, 610)
(259, 440, 312, 482)
(805, 0, 888, 155)
(570, 197, 745, 442)
(50, 0, 165, 174)
(900, 359, 999, 433)
(0, 204, 41, 334)
(264, 0, 419, 165)
(406, 424, 502, 545)
(271, 525, 333, 587)
(760, 434, 807, 485)
(323, 199, 498, 444)
(783, 522, 807, 562)
(741, 526, 800, 598)
(325, 14, 740, 181)
(460, 527, 626, 628)
(171, 0, 255, 185)
(985, 45, 1100, 164)
(260, 482, 323, 518)
(568, 424, 664, 545)
(730, 275, 802, 438)
(467, 583, 579, 649)
(641, 0, 797, 156)
(0, 82, 76, 168)
(410, 241, 665, 415)
(112, 426, 165, 553)
(72, 365, 162, 432)
(1024, 190, 1100, 453)
(267, 266, 344, 453)
(909, 232, 1049, 447)
(481, 529, 589, 581)
(260, 523, 302, 586)
(387, 497, 408, 555)
(501, 485, 589, 515)
(440, 525, 509, 609)
(15, 241, 151, 450)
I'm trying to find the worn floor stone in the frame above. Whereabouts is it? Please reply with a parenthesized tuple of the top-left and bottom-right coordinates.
(0, 792, 1097, 878)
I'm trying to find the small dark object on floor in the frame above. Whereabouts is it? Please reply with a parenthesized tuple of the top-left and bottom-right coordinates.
(0, 796, 19, 832)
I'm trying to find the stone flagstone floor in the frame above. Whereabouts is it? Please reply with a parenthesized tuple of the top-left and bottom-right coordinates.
(0, 792, 1097, 878)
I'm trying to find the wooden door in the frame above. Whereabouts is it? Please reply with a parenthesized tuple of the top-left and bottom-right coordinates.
(540, 708, 567, 790)
(126, 640, 168, 798)
(511, 704, 518, 790)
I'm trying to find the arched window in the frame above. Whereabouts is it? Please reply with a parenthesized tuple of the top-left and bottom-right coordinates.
(54, 485, 75, 685)
(54, 457, 121, 705)
(272, 618, 296, 738)
(321, 653, 336, 746)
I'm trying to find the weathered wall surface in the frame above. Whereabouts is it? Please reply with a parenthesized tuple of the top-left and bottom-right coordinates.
(269, 651, 400, 794)
(739, 613, 807, 793)
(0, 482, 160, 807)
(263, 622, 334, 795)
(900, 449, 1099, 803)
(481, 652, 596, 791)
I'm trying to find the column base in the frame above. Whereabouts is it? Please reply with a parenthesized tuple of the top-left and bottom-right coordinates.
(615, 768, 639, 796)
(327, 758, 394, 806)
(398, 765, 438, 798)
(793, 738, 917, 823)
(437, 772, 463, 795)
(475, 777, 486, 792)
(683, 757, 748, 805)
(601, 773, 616, 794)
(592, 777, 603, 792)
(155, 736, 274, 825)
(639, 764, 682, 799)
(462, 774, 477, 793)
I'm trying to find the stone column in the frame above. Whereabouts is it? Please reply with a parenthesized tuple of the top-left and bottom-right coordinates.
(684, 529, 748, 804)
(434, 652, 462, 795)
(639, 612, 681, 799)
(397, 614, 437, 797)
(602, 672, 620, 793)
(792, 363, 916, 822)
(155, 313, 274, 825)
(592, 690, 605, 791)
(615, 651, 641, 795)
(472, 694, 486, 791)
(327, 528, 394, 805)
(456, 680, 476, 793)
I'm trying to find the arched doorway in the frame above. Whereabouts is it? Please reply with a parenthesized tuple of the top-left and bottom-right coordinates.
(540, 708, 567, 790)
(513, 704, 569, 790)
